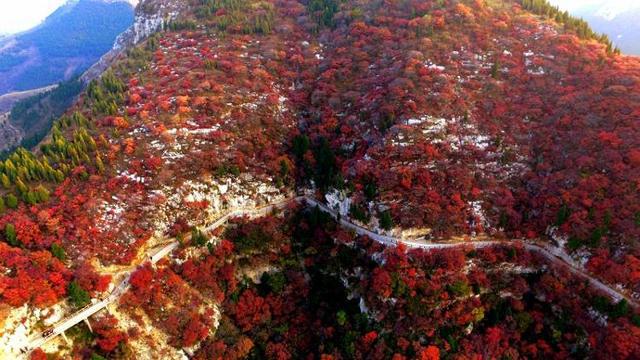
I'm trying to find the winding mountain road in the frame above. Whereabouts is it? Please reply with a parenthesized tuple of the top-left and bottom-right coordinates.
(303, 197, 636, 307)
(20, 196, 637, 356)
(20, 197, 298, 356)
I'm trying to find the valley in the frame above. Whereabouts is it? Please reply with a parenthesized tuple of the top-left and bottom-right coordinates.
(0, 85, 57, 114)
(0, 0, 134, 96)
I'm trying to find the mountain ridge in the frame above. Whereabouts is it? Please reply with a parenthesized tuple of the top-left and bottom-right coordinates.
(0, 0, 134, 96)
(0, 0, 640, 358)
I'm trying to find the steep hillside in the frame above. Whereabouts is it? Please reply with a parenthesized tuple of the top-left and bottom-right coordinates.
(0, 86, 57, 114)
(2, 78, 84, 154)
(0, 0, 134, 95)
(0, 0, 639, 358)
(0, 0, 177, 158)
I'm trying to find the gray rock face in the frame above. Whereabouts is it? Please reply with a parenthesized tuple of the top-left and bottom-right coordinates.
(81, 0, 187, 83)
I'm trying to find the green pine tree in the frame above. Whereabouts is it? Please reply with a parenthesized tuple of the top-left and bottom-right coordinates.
(0, 174, 9, 189)
(5, 194, 18, 209)
(51, 243, 66, 261)
(68, 281, 90, 308)
(5, 223, 18, 247)
(379, 210, 393, 231)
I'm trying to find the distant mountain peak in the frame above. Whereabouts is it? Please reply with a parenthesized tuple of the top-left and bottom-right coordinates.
(64, 0, 138, 7)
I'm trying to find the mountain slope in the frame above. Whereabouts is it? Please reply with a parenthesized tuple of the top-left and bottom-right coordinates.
(0, 0, 640, 358)
(0, 0, 182, 156)
(0, 0, 134, 96)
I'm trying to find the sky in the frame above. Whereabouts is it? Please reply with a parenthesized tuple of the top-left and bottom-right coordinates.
(0, 0, 67, 35)
(550, 0, 607, 10)
(546, 0, 640, 19)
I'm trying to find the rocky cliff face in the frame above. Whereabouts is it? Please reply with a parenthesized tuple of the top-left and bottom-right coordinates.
(118, 0, 186, 47)
(81, 0, 186, 83)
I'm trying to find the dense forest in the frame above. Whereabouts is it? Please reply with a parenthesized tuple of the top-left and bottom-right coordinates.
(1, 0, 640, 358)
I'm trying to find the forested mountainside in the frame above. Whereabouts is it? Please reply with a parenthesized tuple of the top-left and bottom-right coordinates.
(1, 0, 640, 358)
(0, 0, 181, 157)
(0, 0, 134, 96)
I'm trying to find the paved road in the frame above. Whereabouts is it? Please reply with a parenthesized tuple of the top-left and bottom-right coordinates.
(23, 244, 161, 355)
(21, 196, 637, 355)
(21, 197, 298, 356)
(301, 197, 636, 307)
